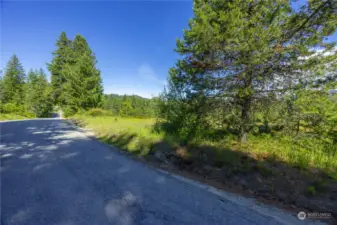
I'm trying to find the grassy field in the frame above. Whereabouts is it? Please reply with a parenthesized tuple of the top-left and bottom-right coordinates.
(71, 115, 164, 156)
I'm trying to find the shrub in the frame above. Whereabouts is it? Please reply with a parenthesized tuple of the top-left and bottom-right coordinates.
(86, 108, 107, 117)
(306, 186, 316, 196)
(22, 111, 35, 118)
(1, 103, 24, 114)
(63, 106, 77, 117)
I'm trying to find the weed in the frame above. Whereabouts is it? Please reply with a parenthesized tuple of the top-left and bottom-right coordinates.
(312, 180, 328, 193)
(328, 171, 337, 181)
(306, 186, 316, 196)
(258, 164, 274, 178)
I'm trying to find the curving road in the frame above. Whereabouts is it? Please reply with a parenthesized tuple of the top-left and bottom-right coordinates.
(0, 119, 323, 225)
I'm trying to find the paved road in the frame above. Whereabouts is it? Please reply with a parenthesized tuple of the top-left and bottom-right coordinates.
(0, 119, 322, 225)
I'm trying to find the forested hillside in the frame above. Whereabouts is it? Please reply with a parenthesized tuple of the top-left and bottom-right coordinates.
(102, 94, 158, 118)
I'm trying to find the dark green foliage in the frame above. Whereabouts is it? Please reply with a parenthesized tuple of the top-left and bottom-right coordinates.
(1, 54, 26, 105)
(25, 69, 53, 117)
(103, 94, 157, 118)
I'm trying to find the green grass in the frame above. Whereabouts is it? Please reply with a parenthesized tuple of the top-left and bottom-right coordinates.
(244, 135, 337, 172)
(71, 115, 164, 156)
(70, 115, 337, 174)
(0, 113, 34, 121)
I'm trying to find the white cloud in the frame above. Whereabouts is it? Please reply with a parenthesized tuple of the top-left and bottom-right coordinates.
(103, 63, 167, 98)
(300, 47, 337, 60)
(137, 63, 166, 86)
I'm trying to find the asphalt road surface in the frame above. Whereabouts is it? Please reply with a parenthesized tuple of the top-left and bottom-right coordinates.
(0, 119, 323, 225)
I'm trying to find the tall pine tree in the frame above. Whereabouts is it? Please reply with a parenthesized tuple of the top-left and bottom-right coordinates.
(62, 35, 103, 116)
(48, 31, 72, 105)
(165, 0, 337, 142)
(1, 54, 26, 105)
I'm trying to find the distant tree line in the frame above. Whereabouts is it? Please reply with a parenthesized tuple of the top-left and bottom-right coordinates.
(103, 94, 158, 118)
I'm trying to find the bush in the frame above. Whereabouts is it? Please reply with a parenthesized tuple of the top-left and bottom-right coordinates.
(86, 108, 107, 117)
(306, 186, 316, 196)
(28, 99, 53, 118)
(63, 106, 77, 117)
(1, 103, 24, 114)
(22, 111, 35, 118)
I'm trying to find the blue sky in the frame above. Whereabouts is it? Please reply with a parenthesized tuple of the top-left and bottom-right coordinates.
(1, 1, 193, 98)
(1, 0, 336, 98)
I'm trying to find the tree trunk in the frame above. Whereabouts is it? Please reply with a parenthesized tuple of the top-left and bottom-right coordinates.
(296, 118, 300, 136)
(240, 97, 251, 143)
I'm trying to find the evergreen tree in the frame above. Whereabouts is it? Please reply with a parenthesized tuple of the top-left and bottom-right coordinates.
(165, 0, 337, 142)
(120, 95, 134, 116)
(48, 31, 72, 105)
(25, 69, 53, 117)
(62, 35, 103, 116)
(1, 54, 26, 105)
